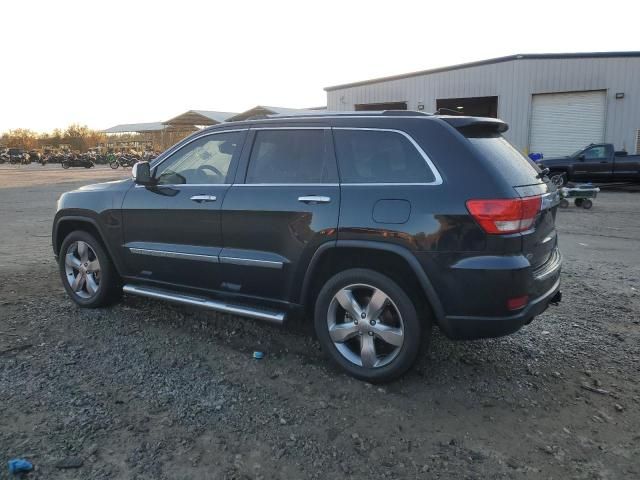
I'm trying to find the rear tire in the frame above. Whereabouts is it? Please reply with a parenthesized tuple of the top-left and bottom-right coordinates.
(582, 199, 593, 209)
(58, 230, 120, 308)
(109, 161, 119, 169)
(559, 199, 569, 208)
(574, 198, 584, 207)
(314, 268, 428, 383)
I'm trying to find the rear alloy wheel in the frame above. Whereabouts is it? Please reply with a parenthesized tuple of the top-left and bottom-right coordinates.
(315, 268, 426, 383)
(59, 231, 119, 307)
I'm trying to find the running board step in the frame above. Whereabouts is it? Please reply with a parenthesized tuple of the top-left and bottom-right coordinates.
(122, 284, 285, 325)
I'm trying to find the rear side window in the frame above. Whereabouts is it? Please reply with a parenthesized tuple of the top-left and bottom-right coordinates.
(333, 129, 435, 183)
(246, 129, 336, 184)
(465, 133, 542, 186)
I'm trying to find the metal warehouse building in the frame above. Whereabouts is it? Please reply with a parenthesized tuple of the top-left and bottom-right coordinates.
(325, 52, 640, 156)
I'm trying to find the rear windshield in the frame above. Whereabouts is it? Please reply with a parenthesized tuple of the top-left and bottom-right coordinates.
(466, 133, 542, 186)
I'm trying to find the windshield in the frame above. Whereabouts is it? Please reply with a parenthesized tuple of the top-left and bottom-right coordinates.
(569, 148, 584, 157)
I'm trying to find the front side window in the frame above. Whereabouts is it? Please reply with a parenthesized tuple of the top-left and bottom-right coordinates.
(155, 131, 244, 185)
(583, 145, 607, 161)
(245, 129, 334, 184)
(333, 129, 435, 183)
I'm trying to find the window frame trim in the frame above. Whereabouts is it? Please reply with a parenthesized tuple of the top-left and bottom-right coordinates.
(332, 127, 443, 186)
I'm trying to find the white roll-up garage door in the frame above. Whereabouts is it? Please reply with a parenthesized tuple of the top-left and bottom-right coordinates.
(529, 90, 606, 157)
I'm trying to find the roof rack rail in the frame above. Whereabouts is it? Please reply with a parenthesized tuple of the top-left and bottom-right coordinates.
(381, 110, 431, 116)
(263, 110, 432, 120)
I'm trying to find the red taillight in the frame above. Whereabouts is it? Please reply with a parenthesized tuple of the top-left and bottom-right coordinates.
(466, 196, 541, 234)
(507, 295, 529, 311)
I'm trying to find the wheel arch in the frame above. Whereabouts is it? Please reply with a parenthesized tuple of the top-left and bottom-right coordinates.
(300, 240, 445, 325)
(53, 215, 122, 276)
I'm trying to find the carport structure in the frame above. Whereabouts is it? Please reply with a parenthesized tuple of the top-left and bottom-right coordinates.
(226, 105, 319, 122)
(102, 122, 166, 152)
(163, 110, 238, 129)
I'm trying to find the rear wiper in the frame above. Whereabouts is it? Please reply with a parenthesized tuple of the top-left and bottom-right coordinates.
(536, 167, 549, 179)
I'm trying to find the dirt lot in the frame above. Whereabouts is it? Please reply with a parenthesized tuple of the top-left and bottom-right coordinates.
(1, 164, 639, 479)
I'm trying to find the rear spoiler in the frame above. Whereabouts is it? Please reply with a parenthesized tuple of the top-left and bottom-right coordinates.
(438, 115, 509, 134)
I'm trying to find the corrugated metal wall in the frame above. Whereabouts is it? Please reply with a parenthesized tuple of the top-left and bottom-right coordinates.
(326, 57, 640, 154)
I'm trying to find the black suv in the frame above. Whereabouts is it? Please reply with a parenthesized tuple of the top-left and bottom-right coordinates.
(52, 111, 562, 382)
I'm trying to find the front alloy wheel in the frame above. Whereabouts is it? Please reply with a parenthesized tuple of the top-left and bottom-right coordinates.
(64, 240, 101, 299)
(59, 230, 119, 307)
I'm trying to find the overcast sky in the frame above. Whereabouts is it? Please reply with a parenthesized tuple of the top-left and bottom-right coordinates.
(1, 0, 638, 133)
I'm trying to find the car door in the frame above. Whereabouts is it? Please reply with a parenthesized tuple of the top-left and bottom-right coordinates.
(120, 129, 247, 291)
(573, 145, 611, 181)
(219, 127, 340, 303)
(612, 151, 640, 181)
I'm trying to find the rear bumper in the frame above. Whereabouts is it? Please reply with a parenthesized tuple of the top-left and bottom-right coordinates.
(438, 277, 561, 339)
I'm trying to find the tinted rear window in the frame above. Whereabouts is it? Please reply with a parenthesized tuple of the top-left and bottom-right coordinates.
(466, 133, 543, 186)
(333, 129, 435, 184)
(246, 130, 336, 184)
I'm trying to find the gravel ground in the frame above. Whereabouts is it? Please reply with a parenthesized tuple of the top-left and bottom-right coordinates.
(1, 165, 639, 479)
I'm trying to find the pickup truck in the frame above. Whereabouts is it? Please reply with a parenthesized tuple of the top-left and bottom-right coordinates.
(537, 143, 640, 184)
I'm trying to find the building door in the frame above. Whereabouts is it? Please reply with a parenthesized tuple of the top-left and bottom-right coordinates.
(529, 90, 606, 157)
(355, 102, 407, 111)
(436, 96, 498, 117)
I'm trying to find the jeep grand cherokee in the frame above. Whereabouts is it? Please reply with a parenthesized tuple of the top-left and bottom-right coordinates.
(52, 111, 562, 382)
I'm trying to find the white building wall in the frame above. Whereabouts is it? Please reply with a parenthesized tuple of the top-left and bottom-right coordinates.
(326, 57, 640, 154)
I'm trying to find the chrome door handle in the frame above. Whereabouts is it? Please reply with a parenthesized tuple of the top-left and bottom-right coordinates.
(298, 195, 331, 204)
(190, 195, 217, 203)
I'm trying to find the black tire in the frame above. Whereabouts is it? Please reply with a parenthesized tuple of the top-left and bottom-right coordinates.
(582, 199, 593, 209)
(559, 199, 569, 208)
(314, 268, 428, 383)
(58, 230, 120, 308)
(109, 160, 119, 169)
(574, 198, 584, 207)
(62, 162, 70, 169)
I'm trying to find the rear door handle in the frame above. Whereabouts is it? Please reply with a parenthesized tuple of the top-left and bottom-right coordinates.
(298, 195, 331, 204)
(190, 195, 217, 203)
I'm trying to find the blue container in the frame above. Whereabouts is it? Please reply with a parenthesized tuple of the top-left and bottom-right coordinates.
(8, 459, 33, 474)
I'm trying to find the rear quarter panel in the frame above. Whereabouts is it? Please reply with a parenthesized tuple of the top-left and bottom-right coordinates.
(333, 117, 527, 317)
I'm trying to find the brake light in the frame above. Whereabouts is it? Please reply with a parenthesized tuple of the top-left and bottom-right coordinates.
(466, 196, 541, 234)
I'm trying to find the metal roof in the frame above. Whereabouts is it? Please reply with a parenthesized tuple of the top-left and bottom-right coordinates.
(164, 110, 238, 126)
(226, 106, 319, 122)
(102, 122, 165, 134)
(325, 51, 640, 91)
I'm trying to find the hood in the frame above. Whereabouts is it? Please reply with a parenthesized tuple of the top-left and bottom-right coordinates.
(77, 178, 131, 192)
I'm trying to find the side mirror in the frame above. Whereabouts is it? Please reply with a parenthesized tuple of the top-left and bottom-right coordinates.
(132, 161, 153, 185)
